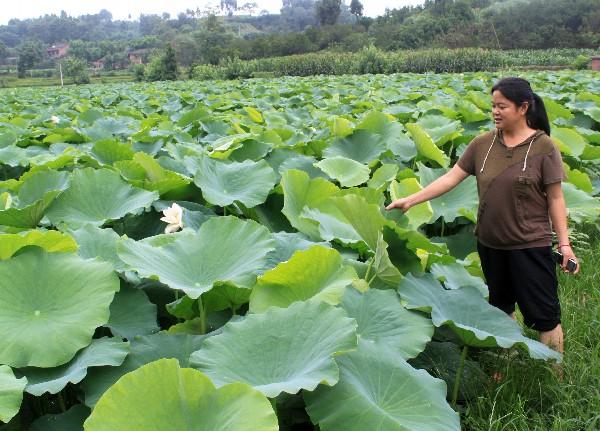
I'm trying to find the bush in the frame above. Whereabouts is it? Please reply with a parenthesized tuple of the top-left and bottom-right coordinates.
(61, 58, 91, 84)
(572, 55, 590, 70)
(131, 64, 145, 82)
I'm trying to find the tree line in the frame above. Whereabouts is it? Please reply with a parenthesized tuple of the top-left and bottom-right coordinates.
(0, 0, 597, 80)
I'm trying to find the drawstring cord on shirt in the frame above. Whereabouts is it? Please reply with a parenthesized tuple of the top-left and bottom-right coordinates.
(480, 129, 537, 173)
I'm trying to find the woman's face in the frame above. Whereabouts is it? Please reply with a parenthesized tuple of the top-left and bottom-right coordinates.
(491, 90, 528, 131)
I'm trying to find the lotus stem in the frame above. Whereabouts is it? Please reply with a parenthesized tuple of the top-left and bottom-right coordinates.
(452, 345, 468, 408)
(440, 219, 445, 237)
(57, 391, 67, 413)
(223, 206, 227, 216)
(198, 298, 207, 335)
(364, 257, 375, 285)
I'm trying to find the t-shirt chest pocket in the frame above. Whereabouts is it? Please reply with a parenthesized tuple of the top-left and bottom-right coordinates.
(514, 175, 533, 197)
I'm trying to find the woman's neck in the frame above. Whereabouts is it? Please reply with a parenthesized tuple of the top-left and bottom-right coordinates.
(501, 123, 536, 139)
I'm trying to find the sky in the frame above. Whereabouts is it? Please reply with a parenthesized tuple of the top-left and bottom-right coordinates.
(0, 1, 425, 25)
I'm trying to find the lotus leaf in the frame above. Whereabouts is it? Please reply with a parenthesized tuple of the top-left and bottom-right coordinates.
(405, 123, 450, 168)
(105, 287, 159, 339)
(118, 216, 275, 298)
(0, 230, 77, 260)
(0, 365, 27, 423)
(190, 301, 357, 397)
(418, 163, 478, 223)
(46, 168, 158, 228)
(82, 333, 207, 407)
(21, 338, 129, 396)
(0, 248, 119, 367)
(250, 246, 358, 313)
(84, 359, 279, 431)
(304, 341, 460, 431)
(314, 157, 370, 187)
(398, 273, 562, 361)
(192, 156, 276, 208)
(340, 288, 434, 359)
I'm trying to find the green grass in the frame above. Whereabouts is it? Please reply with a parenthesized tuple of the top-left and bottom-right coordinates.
(462, 225, 600, 431)
(0, 74, 134, 88)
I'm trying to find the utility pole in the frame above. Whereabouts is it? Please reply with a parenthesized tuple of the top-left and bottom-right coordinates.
(59, 62, 64, 87)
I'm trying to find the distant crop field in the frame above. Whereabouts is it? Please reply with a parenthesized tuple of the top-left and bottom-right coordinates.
(0, 71, 598, 430)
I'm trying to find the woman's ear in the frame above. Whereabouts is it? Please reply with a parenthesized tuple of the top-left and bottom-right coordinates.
(519, 101, 529, 115)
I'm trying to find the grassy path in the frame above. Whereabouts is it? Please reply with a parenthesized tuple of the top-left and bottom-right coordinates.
(463, 226, 600, 431)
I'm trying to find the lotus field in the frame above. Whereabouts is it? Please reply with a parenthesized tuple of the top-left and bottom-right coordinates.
(0, 71, 599, 430)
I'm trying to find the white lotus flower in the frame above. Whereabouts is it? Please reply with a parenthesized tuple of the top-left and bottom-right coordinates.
(50, 115, 60, 124)
(160, 203, 183, 233)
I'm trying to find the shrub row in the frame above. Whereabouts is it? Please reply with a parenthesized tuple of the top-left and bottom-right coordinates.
(190, 47, 596, 80)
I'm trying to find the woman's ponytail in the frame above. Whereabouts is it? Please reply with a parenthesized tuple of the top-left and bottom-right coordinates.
(528, 93, 551, 136)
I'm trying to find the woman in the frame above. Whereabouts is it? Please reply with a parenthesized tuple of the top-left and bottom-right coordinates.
(386, 77, 579, 353)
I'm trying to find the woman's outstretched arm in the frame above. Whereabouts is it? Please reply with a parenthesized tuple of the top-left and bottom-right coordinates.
(385, 164, 470, 212)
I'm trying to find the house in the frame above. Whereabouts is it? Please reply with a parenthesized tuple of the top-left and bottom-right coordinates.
(127, 49, 151, 65)
(91, 59, 105, 70)
(47, 43, 69, 58)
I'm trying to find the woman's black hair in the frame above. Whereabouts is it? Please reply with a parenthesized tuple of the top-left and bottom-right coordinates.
(491, 77, 551, 136)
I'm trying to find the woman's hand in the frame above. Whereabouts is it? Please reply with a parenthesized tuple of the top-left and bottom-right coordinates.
(559, 245, 580, 274)
(385, 197, 412, 212)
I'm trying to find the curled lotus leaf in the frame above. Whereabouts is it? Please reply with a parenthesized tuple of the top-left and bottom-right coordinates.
(398, 273, 562, 362)
(250, 245, 358, 313)
(304, 341, 460, 431)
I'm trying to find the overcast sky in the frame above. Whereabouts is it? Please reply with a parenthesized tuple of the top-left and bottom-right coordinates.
(0, 1, 425, 24)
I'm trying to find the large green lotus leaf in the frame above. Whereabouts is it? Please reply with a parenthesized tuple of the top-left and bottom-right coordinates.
(90, 139, 135, 165)
(281, 169, 339, 240)
(301, 194, 386, 250)
(562, 182, 600, 224)
(355, 113, 416, 161)
(563, 164, 593, 193)
(418, 163, 478, 223)
(323, 129, 388, 165)
(118, 216, 275, 298)
(115, 152, 191, 198)
(82, 333, 206, 407)
(249, 246, 358, 313)
(0, 365, 26, 423)
(397, 274, 562, 362)
(0, 170, 71, 228)
(0, 230, 77, 260)
(20, 338, 129, 396)
(190, 301, 357, 397)
(430, 262, 488, 296)
(405, 123, 450, 168)
(367, 163, 399, 190)
(46, 168, 159, 228)
(70, 225, 126, 271)
(456, 100, 488, 123)
(84, 358, 278, 431)
(340, 288, 433, 359)
(304, 341, 460, 431)
(389, 178, 433, 229)
(552, 127, 587, 158)
(544, 98, 574, 122)
(314, 157, 370, 187)
(105, 287, 159, 340)
(417, 115, 462, 145)
(263, 231, 331, 272)
(369, 230, 403, 286)
(30, 405, 90, 431)
(192, 156, 276, 208)
(0, 248, 119, 368)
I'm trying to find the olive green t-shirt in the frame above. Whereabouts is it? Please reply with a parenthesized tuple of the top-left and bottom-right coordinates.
(457, 129, 566, 250)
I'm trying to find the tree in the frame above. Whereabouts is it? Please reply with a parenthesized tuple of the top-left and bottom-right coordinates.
(62, 57, 90, 84)
(16, 41, 43, 78)
(315, 0, 342, 26)
(350, 0, 364, 23)
(145, 45, 178, 81)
